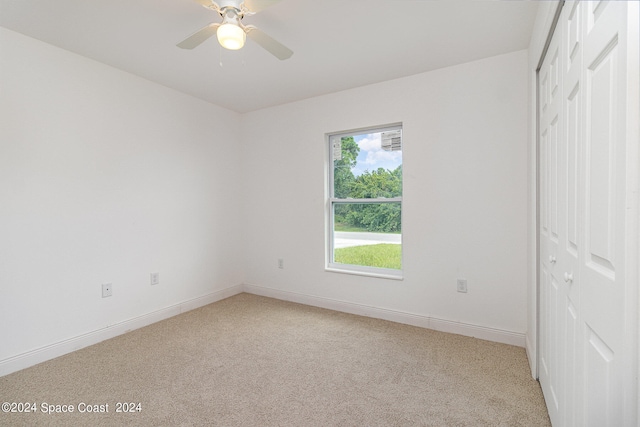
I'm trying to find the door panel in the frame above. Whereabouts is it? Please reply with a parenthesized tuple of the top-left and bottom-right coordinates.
(541, 128, 549, 238)
(548, 273, 561, 411)
(564, 300, 578, 426)
(585, 326, 615, 427)
(585, 38, 617, 278)
(540, 266, 550, 377)
(565, 82, 579, 257)
(549, 114, 560, 245)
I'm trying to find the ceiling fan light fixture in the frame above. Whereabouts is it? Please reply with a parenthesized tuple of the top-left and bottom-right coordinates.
(217, 22, 246, 50)
(177, 0, 292, 59)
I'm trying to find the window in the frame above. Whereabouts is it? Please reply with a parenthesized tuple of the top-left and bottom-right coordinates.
(327, 124, 403, 278)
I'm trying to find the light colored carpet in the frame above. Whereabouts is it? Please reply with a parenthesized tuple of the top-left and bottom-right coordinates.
(0, 293, 551, 426)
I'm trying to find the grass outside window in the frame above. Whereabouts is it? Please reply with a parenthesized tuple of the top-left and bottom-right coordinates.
(334, 244, 401, 270)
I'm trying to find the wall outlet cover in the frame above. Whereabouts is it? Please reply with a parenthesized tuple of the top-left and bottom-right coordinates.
(102, 283, 112, 298)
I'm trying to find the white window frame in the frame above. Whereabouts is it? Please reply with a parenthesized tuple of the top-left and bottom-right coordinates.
(325, 123, 403, 280)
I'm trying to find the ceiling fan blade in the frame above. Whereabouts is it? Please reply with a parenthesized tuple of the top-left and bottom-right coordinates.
(241, 0, 282, 13)
(193, 0, 220, 11)
(245, 26, 292, 60)
(177, 23, 220, 49)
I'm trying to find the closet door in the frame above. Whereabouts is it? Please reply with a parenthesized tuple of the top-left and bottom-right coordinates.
(538, 1, 638, 426)
(580, 1, 632, 425)
(538, 13, 565, 426)
(539, 4, 583, 423)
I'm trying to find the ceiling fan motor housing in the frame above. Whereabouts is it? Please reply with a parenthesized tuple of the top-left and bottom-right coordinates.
(215, 1, 244, 14)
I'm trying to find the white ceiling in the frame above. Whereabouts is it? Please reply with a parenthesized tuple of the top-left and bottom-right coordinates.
(0, 0, 539, 113)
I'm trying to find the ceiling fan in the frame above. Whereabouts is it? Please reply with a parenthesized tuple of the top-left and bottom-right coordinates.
(177, 0, 293, 60)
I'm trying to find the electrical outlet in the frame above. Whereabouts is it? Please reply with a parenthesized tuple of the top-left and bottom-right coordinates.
(278, 259, 284, 269)
(150, 272, 159, 285)
(102, 283, 112, 298)
(457, 279, 468, 293)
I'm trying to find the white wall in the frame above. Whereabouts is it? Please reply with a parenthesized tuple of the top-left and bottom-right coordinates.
(0, 28, 244, 372)
(0, 26, 531, 375)
(241, 50, 530, 343)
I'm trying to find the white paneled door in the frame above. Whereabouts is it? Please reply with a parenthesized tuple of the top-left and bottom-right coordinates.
(538, 1, 638, 426)
(539, 14, 564, 423)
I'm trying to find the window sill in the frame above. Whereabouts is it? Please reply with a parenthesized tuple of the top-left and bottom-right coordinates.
(325, 266, 404, 281)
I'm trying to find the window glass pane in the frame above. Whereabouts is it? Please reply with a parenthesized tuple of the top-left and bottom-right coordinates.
(333, 202, 402, 270)
(333, 130, 403, 199)
(328, 125, 403, 276)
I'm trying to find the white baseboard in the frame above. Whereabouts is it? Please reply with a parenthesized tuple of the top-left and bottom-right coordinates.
(2, 283, 526, 377)
(0, 284, 243, 377)
(243, 283, 526, 347)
